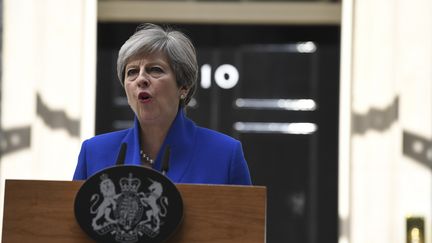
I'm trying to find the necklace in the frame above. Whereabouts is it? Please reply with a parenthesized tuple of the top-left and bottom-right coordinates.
(140, 150, 154, 167)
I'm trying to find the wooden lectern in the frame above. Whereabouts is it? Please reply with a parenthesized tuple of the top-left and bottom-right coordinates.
(2, 180, 266, 243)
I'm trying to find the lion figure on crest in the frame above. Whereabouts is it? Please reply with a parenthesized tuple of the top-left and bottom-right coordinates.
(90, 175, 119, 230)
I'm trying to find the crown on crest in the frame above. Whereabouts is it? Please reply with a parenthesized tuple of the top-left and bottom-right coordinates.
(119, 173, 141, 192)
(100, 174, 109, 181)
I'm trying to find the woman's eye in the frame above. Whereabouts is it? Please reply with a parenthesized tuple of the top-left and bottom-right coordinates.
(126, 69, 139, 77)
(149, 67, 164, 73)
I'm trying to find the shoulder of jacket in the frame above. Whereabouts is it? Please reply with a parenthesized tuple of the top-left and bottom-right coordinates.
(84, 128, 132, 145)
(195, 126, 240, 145)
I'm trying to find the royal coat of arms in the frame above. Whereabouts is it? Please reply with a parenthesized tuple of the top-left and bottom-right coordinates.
(74, 165, 183, 243)
(89, 173, 169, 242)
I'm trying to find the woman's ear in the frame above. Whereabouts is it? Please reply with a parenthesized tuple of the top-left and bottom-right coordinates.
(180, 85, 190, 97)
(179, 85, 190, 107)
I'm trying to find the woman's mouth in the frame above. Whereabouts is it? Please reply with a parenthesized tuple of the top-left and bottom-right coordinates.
(138, 91, 152, 103)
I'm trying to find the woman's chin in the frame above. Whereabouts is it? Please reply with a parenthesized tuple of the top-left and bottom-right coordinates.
(135, 108, 159, 122)
(135, 106, 178, 126)
(138, 114, 160, 124)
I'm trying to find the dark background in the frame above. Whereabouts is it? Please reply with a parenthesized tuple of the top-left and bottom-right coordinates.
(96, 23, 340, 243)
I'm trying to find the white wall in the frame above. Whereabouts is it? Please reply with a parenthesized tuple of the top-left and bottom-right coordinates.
(398, 0, 432, 242)
(339, 0, 432, 242)
(0, 0, 97, 234)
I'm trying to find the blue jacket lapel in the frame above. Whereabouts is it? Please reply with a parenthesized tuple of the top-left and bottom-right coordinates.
(126, 109, 197, 181)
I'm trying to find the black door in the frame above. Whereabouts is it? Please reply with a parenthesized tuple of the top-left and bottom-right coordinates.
(97, 23, 339, 243)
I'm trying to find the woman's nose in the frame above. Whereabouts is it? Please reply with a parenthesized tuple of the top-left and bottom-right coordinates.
(137, 72, 150, 88)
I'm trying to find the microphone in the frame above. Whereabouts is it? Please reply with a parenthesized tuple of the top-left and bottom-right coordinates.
(161, 145, 170, 175)
(116, 143, 127, 165)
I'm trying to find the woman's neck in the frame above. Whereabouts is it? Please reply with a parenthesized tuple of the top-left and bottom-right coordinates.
(138, 112, 178, 160)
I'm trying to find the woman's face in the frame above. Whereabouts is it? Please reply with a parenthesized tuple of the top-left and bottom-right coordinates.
(124, 52, 187, 125)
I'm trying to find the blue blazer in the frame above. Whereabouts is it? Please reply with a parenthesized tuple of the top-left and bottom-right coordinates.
(73, 109, 252, 185)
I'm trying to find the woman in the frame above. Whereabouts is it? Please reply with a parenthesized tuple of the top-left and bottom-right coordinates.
(73, 23, 251, 185)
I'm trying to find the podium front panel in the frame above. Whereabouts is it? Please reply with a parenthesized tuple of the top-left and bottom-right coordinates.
(2, 180, 265, 243)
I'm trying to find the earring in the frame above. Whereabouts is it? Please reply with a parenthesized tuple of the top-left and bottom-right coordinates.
(180, 94, 186, 100)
